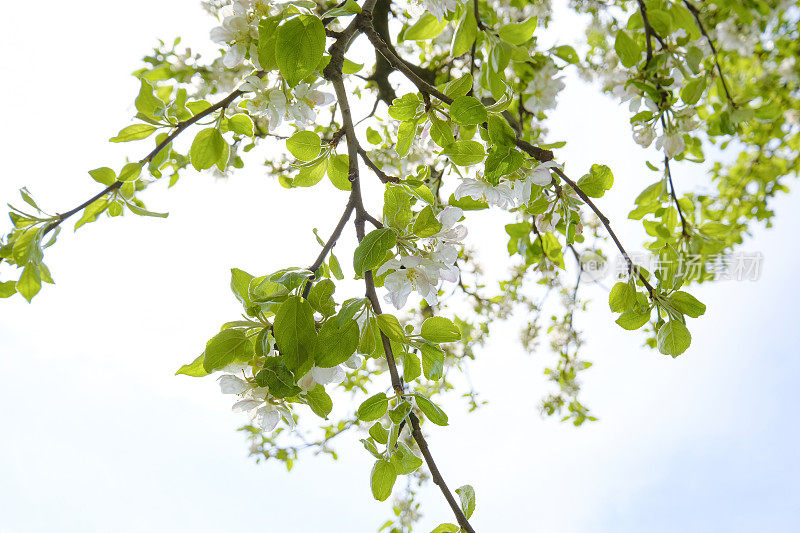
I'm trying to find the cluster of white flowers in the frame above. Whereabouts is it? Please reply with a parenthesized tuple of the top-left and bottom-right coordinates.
(210, 0, 272, 68)
(217, 363, 294, 432)
(239, 75, 334, 130)
(216, 334, 361, 432)
(523, 60, 566, 116)
(413, 0, 462, 21)
(378, 207, 467, 309)
(454, 161, 558, 209)
(632, 107, 697, 158)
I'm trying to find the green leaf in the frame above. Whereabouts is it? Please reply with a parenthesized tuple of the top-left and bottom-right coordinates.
(110, 124, 157, 143)
(388, 93, 422, 122)
(294, 157, 328, 187)
(357, 392, 389, 421)
(616, 308, 651, 330)
(487, 114, 516, 145)
(230, 268, 254, 309)
(257, 17, 280, 71)
(255, 357, 301, 398)
(614, 31, 641, 68)
(327, 154, 351, 190)
(135, 79, 163, 118)
(647, 9, 672, 35)
(429, 114, 454, 148)
(403, 351, 422, 382)
(353, 228, 396, 275)
(369, 422, 389, 444)
(383, 184, 413, 229)
(342, 58, 363, 74)
(322, 0, 361, 18)
(389, 400, 412, 424)
(680, 77, 706, 106)
(395, 120, 416, 156)
(286, 131, 322, 161)
(314, 318, 359, 367)
(308, 278, 336, 316)
(273, 296, 317, 371)
(577, 164, 614, 198)
(366, 127, 382, 144)
(552, 44, 580, 64)
(420, 316, 461, 343)
(430, 525, 460, 533)
(0, 280, 17, 298)
(498, 17, 538, 45)
(420, 343, 445, 380)
(175, 354, 209, 377)
(413, 205, 443, 237)
(443, 73, 474, 99)
(669, 291, 706, 318)
(16, 264, 41, 302)
(442, 140, 485, 166)
(118, 162, 143, 182)
(451, 4, 478, 57)
(609, 282, 637, 313)
(89, 167, 117, 186)
(276, 15, 326, 86)
(305, 384, 333, 418)
(370, 459, 397, 501)
(203, 328, 253, 372)
(377, 313, 406, 342)
(455, 485, 476, 519)
(228, 114, 255, 136)
(390, 442, 423, 474)
(657, 320, 692, 357)
(450, 96, 488, 126)
(125, 202, 169, 218)
(404, 13, 448, 41)
(74, 199, 109, 230)
(190, 128, 228, 171)
(413, 393, 449, 426)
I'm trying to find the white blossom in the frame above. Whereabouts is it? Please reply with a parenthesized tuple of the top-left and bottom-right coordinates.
(454, 178, 517, 209)
(239, 75, 287, 129)
(210, 0, 259, 68)
(378, 255, 440, 308)
(523, 61, 566, 115)
(418, 0, 460, 21)
(655, 132, 685, 159)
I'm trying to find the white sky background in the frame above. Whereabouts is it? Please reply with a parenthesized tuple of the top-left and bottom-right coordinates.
(1, 1, 799, 531)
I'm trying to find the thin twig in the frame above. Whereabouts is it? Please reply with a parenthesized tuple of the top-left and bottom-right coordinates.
(43, 73, 263, 236)
(550, 167, 656, 297)
(357, 146, 400, 183)
(683, 0, 736, 106)
(327, 7, 477, 530)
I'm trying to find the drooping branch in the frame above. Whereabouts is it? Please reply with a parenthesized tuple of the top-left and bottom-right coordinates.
(357, 146, 400, 183)
(550, 167, 656, 297)
(664, 155, 690, 238)
(362, 22, 554, 162)
(43, 74, 263, 236)
(301, 198, 356, 298)
(683, 0, 736, 106)
(324, 6, 477, 530)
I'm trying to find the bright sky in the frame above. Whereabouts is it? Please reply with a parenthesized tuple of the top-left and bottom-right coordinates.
(1, 1, 798, 532)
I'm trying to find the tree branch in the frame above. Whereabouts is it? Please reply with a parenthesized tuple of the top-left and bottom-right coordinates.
(301, 199, 356, 298)
(683, 0, 736, 106)
(326, 7, 477, 530)
(43, 74, 262, 236)
(357, 146, 400, 183)
(550, 167, 656, 297)
(664, 156, 690, 238)
(362, 22, 554, 163)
